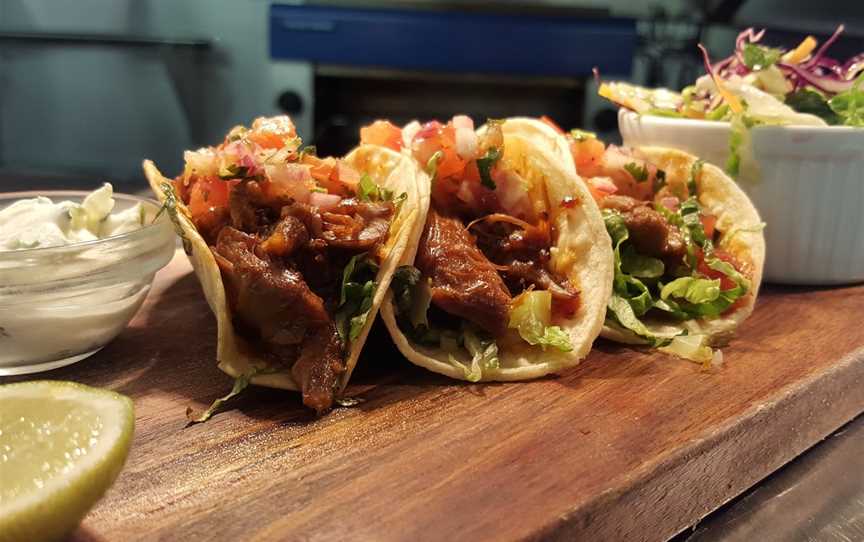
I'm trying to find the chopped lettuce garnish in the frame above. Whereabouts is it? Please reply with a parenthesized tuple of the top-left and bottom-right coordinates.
(476, 147, 502, 190)
(829, 73, 864, 127)
(742, 43, 783, 71)
(508, 290, 573, 352)
(460, 325, 499, 381)
(658, 333, 715, 366)
(186, 367, 271, 423)
(335, 253, 379, 342)
(661, 277, 721, 304)
(620, 246, 664, 279)
(298, 144, 317, 159)
(624, 162, 649, 183)
(358, 173, 396, 203)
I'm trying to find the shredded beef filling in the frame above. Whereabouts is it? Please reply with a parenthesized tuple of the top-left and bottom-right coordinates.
(471, 218, 580, 317)
(204, 181, 394, 413)
(601, 195, 686, 262)
(416, 209, 512, 336)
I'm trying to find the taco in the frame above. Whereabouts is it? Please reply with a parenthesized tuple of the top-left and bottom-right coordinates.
(144, 116, 428, 413)
(359, 116, 613, 381)
(518, 117, 765, 362)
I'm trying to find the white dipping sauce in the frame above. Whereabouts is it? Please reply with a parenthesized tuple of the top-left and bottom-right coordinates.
(0, 183, 144, 251)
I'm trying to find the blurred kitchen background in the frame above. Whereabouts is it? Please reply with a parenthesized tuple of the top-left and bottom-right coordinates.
(0, 0, 862, 190)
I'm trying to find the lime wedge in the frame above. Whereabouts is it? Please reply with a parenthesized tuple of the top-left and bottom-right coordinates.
(0, 381, 134, 542)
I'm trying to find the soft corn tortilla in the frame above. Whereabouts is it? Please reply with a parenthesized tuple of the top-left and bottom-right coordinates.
(143, 144, 429, 393)
(600, 146, 765, 344)
(380, 125, 614, 381)
(507, 117, 765, 344)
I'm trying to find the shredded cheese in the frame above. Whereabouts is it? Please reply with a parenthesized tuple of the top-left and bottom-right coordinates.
(782, 36, 817, 64)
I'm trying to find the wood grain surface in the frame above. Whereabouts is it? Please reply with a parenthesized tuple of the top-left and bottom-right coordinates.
(9, 250, 863, 542)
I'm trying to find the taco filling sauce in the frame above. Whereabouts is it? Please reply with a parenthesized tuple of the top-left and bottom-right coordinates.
(363, 116, 578, 380)
(558, 121, 754, 356)
(174, 116, 398, 412)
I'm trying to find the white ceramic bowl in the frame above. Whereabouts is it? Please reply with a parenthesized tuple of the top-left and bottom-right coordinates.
(618, 109, 864, 285)
(0, 191, 176, 375)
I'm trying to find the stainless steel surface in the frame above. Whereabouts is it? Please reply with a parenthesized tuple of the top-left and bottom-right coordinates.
(677, 415, 864, 542)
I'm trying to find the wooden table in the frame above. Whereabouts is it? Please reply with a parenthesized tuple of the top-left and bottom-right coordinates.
(16, 251, 863, 541)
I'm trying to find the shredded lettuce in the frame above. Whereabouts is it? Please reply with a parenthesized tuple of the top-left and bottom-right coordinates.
(426, 150, 444, 179)
(335, 254, 379, 342)
(186, 367, 272, 423)
(661, 277, 721, 304)
(658, 333, 715, 366)
(461, 325, 499, 381)
(508, 290, 573, 352)
(829, 73, 864, 127)
(358, 173, 398, 203)
(621, 246, 664, 279)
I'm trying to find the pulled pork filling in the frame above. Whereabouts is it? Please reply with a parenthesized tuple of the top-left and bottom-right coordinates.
(176, 116, 395, 413)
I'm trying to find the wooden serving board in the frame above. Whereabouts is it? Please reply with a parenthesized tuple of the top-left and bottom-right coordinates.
(14, 250, 864, 541)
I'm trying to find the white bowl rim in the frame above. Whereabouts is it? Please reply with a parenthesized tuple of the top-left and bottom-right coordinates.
(0, 189, 170, 256)
(618, 108, 864, 135)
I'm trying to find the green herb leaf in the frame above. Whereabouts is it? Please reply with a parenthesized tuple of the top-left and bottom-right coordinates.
(476, 147, 502, 190)
(624, 162, 649, 183)
(688, 159, 704, 196)
(298, 145, 317, 159)
(828, 73, 864, 127)
(742, 43, 783, 71)
(786, 89, 840, 125)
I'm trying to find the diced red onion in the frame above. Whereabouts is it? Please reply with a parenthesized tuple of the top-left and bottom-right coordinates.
(309, 192, 342, 211)
(454, 125, 478, 160)
(415, 120, 442, 141)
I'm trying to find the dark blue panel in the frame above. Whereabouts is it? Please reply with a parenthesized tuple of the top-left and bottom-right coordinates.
(270, 5, 635, 77)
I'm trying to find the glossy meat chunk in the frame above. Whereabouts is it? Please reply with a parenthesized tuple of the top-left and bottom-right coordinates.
(214, 227, 329, 347)
(291, 322, 345, 414)
(416, 209, 511, 336)
(321, 198, 395, 251)
(601, 195, 685, 260)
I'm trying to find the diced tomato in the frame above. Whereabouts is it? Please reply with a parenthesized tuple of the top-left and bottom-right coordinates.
(247, 130, 286, 150)
(303, 154, 337, 182)
(697, 248, 744, 291)
(360, 120, 403, 151)
(585, 177, 618, 202)
(332, 160, 361, 190)
(701, 213, 717, 240)
(540, 115, 565, 134)
(187, 177, 237, 236)
(570, 137, 606, 178)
